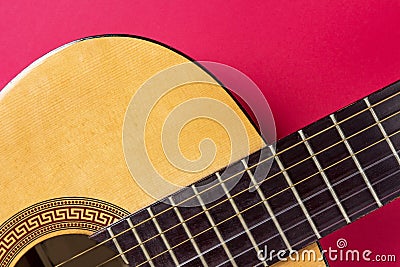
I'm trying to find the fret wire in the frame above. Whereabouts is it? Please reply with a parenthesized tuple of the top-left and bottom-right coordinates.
(120, 105, 400, 261)
(97, 124, 400, 267)
(93, 94, 400, 248)
(364, 97, 400, 165)
(107, 170, 400, 267)
(126, 217, 155, 267)
(330, 113, 383, 207)
(301, 146, 396, 212)
(226, 167, 400, 267)
(216, 171, 269, 267)
(185, 197, 296, 267)
(97, 116, 400, 266)
(147, 208, 180, 266)
(57, 87, 400, 267)
(106, 227, 130, 265)
(145, 163, 400, 267)
(252, 187, 400, 267)
(250, 87, 400, 173)
(240, 160, 292, 250)
(276, 148, 398, 228)
(317, 173, 400, 234)
(230, 167, 400, 267)
(98, 129, 400, 267)
(268, 145, 321, 238)
(299, 129, 351, 223)
(258, 108, 400, 188)
(191, 185, 239, 267)
(168, 197, 209, 267)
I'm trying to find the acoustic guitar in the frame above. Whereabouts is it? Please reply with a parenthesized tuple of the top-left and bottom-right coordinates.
(0, 35, 398, 267)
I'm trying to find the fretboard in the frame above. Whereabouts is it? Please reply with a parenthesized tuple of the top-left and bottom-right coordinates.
(91, 81, 400, 267)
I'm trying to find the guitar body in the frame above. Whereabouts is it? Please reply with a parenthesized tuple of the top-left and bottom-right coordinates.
(0, 36, 323, 266)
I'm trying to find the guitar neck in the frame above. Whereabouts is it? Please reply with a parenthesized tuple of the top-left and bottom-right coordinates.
(91, 81, 400, 266)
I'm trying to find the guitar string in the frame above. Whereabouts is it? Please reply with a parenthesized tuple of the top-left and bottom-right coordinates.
(214, 173, 400, 267)
(55, 97, 400, 267)
(54, 89, 400, 267)
(182, 153, 400, 266)
(186, 152, 400, 267)
(97, 128, 400, 266)
(103, 144, 400, 267)
(251, 188, 400, 267)
(254, 187, 400, 267)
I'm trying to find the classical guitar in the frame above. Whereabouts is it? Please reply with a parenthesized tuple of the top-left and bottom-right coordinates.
(0, 35, 398, 267)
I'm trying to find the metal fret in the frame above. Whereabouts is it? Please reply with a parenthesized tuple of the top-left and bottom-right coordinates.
(268, 146, 322, 239)
(215, 172, 268, 267)
(298, 129, 351, 223)
(240, 159, 292, 250)
(169, 197, 208, 267)
(330, 114, 383, 207)
(147, 207, 180, 266)
(191, 185, 239, 267)
(364, 97, 400, 165)
(126, 217, 155, 267)
(106, 227, 130, 265)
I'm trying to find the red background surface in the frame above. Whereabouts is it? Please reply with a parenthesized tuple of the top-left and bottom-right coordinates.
(1, 1, 399, 266)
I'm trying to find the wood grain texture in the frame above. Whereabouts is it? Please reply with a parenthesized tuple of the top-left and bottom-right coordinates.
(0, 36, 323, 266)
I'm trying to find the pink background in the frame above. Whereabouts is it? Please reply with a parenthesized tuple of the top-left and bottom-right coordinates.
(1, 1, 399, 266)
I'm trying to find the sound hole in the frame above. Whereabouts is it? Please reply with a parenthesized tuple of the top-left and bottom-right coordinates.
(15, 234, 127, 267)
